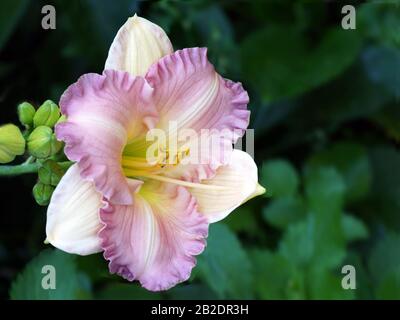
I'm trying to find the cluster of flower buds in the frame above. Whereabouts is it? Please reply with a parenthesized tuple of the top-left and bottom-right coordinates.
(18, 100, 65, 159)
(0, 100, 69, 205)
(33, 160, 66, 206)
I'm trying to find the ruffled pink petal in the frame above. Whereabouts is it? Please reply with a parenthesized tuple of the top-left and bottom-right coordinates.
(99, 181, 208, 291)
(57, 70, 157, 205)
(145, 47, 250, 181)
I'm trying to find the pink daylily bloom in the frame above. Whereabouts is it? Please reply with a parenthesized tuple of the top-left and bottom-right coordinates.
(46, 15, 265, 291)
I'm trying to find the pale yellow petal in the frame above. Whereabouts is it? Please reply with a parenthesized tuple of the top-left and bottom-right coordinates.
(189, 150, 264, 223)
(104, 14, 173, 76)
(46, 164, 103, 255)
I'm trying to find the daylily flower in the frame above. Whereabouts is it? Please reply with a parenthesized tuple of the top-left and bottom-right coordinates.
(46, 15, 265, 291)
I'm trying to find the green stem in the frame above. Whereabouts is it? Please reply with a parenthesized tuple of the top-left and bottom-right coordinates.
(0, 162, 40, 176)
(0, 161, 74, 177)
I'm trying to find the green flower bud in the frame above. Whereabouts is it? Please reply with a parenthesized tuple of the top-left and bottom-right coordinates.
(27, 126, 62, 158)
(38, 160, 65, 186)
(17, 102, 36, 127)
(33, 100, 60, 128)
(33, 182, 55, 206)
(0, 124, 26, 164)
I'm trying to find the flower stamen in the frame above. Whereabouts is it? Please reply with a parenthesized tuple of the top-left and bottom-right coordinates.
(123, 168, 227, 190)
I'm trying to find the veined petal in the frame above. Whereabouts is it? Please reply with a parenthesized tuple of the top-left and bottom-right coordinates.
(105, 15, 173, 76)
(144, 48, 250, 181)
(99, 181, 208, 291)
(46, 164, 103, 255)
(189, 149, 265, 223)
(146, 48, 249, 136)
(57, 70, 157, 205)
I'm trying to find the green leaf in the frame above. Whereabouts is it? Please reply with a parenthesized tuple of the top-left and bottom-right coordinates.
(298, 63, 392, 130)
(344, 253, 374, 299)
(96, 283, 162, 300)
(262, 195, 306, 229)
(368, 232, 400, 287)
(359, 1, 400, 48)
(307, 267, 354, 300)
(193, 5, 233, 43)
(279, 218, 314, 268)
(342, 214, 369, 243)
(192, 5, 236, 75)
(197, 224, 252, 299)
(224, 205, 259, 234)
(10, 249, 80, 300)
(75, 273, 93, 299)
(278, 167, 347, 270)
(368, 147, 400, 230)
(241, 25, 362, 102)
(261, 159, 299, 198)
(285, 268, 307, 300)
(250, 249, 292, 299)
(362, 46, 400, 99)
(76, 253, 111, 283)
(278, 215, 350, 298)
(252, 99, 298, 133)
(304, 167, 346, 269)
(369, 233, 400, 299)
(376, 271, 400, 300)
(307, 142, 372, 203)
(305, 166, 346, 215)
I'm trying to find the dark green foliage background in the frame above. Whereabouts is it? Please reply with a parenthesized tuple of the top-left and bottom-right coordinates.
(0, 0, 399, 299)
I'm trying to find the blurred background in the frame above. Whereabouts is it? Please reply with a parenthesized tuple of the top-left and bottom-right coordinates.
(0, 0, 399, 299)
